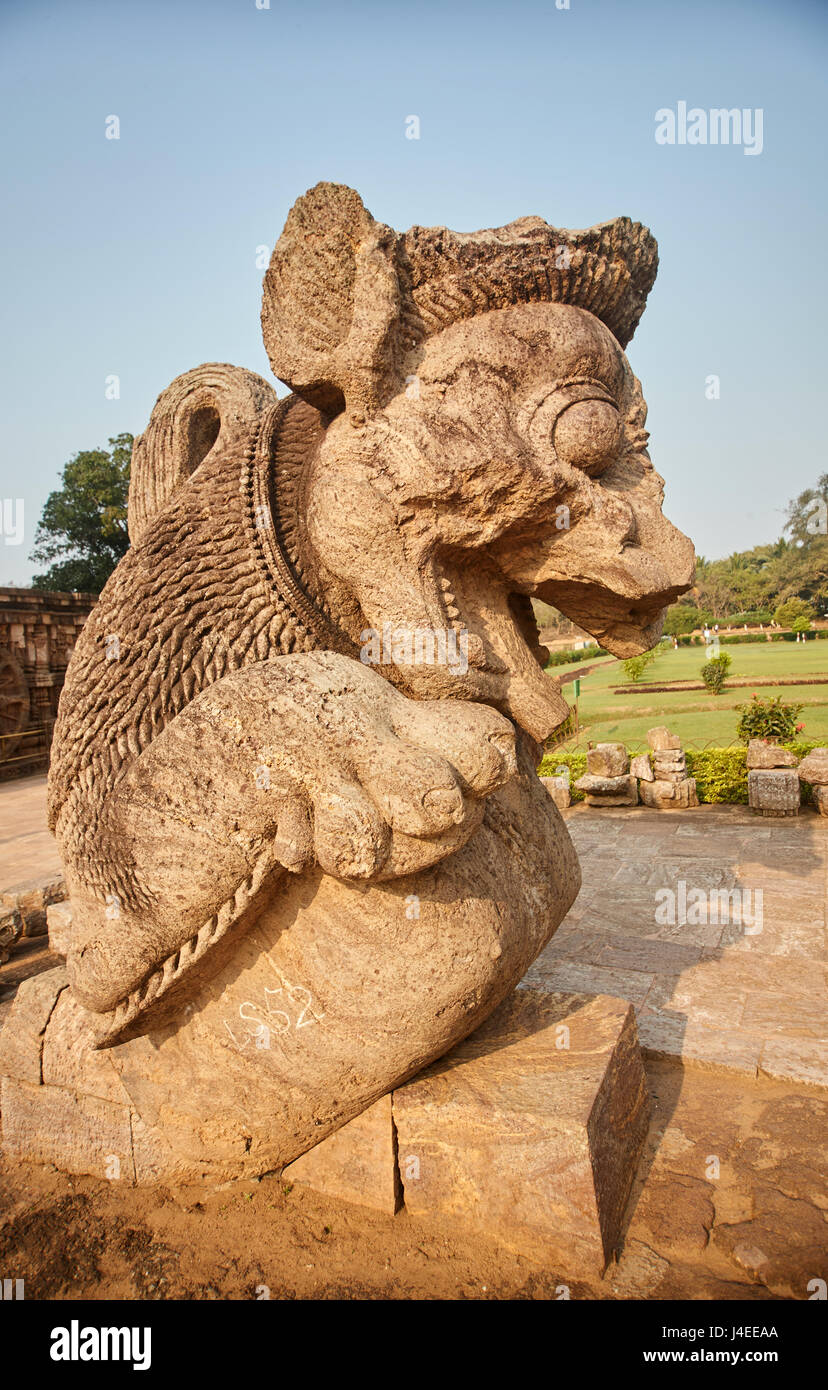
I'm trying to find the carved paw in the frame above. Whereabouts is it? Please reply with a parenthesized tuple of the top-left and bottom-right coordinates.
(207, 651, 519, 881)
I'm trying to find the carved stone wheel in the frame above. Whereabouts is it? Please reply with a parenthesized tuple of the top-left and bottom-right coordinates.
(0, 648, 29, 761)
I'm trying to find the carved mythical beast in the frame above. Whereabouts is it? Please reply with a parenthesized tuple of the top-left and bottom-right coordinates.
(45, 184, 693, 1173)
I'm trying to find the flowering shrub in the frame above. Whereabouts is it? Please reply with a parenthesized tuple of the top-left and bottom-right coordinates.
(735, 693, 804, 743)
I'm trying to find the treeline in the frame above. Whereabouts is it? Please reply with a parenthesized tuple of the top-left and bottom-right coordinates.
(676, 474, 828, 624)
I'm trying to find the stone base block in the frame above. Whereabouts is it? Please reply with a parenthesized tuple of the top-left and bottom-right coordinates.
(748, 769, 800, 817)
(394, 988, 649, 1273)
(283, 1094, 400, 1215)
(1, 975, 649, 1272)
(1, 1074, 136, 1182)
(813, 787, 828, 817)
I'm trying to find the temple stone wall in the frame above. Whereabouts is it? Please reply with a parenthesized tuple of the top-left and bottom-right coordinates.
(0, 588, 97, 779)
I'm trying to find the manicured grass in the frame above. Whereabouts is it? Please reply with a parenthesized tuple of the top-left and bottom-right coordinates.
(549, 642, 828, 749)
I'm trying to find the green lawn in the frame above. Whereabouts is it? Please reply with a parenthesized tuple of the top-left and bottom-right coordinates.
(548, 642, 828, 750)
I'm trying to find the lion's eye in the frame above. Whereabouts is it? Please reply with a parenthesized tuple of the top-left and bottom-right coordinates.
(553, 399, 622, 476)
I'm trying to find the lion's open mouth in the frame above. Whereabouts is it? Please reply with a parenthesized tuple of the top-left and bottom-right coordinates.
(429, 556, 571, 744)
(426, 536, 690, 743)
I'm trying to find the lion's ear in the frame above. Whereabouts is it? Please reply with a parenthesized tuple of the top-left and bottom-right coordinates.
(261, 183, 402, 419)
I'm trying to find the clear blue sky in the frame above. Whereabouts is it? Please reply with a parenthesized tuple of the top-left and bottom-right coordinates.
(1, 0, 825, 584)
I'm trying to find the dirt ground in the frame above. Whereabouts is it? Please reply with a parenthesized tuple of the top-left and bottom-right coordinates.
(1, 1054, 825, 1301)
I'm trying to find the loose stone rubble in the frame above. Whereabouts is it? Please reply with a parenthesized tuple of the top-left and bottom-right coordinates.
(0, 907, 22, 964)
(798, 747, 828, 816)
(574, 744, 638, 806)
(638, 728, 699, 810)
(746, 739, 798, 770)
(0, 873, 66, 939)
(630, 752, 654, 782)
(540, 769, 571, 811)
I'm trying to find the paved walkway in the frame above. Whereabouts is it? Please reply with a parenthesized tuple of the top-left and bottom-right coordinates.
(0, 775, 60, 891)
(525, 803, 828, 1089)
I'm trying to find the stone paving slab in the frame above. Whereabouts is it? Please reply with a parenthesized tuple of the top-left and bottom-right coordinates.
(525, 804, 828, 1089)
(0, 775, 61, 892)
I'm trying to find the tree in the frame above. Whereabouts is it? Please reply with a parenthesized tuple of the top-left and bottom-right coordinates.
(784, 474, 828, 546)
(622, 648, 657, 683)
(773, 596, 814, 629)
(30, 434, 132, 593)
(664, 604, 711, 635)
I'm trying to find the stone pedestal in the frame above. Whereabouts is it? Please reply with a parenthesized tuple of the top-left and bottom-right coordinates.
(286, 988, 649, 1274)
(283, 1094, 401, 1215)
(0, 978, 649, 1274)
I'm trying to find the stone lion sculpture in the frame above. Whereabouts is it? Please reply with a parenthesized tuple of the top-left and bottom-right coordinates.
(42, 183, 693, 1175)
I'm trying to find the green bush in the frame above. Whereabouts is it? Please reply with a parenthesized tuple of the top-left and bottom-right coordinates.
(544, 645, 607, 668)
(719, 632, 768, 645)
(700, 652, 732, 693)
(685, 747, 748, 803)
(735, 694, 805, 743)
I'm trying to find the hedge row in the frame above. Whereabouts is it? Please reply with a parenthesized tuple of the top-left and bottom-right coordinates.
(544, 645, 608, 668)
(539, 740, 823, 805)
(676, 630, 828, 647)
